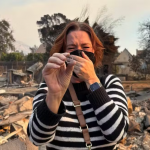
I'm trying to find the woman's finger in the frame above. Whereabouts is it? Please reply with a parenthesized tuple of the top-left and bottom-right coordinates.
(74, 62, 82, 67)
(62, 53, 70, 57)
(71, 55, 85, 62)
(44, 63, 61, 70)
(53, 53, 70, 61)
(48, 57, 65, 65)
(74, 65, 80, 71)
(73, 68, 81, 77)
(65, 59, 76, 76)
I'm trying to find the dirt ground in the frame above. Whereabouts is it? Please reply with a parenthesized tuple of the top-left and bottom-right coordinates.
(1, 81, 150, 94)
(0, 81, 150, 150)
(0, 137, 38, 150)
(0, 86, 38, 96)
(122, 81, 150, 92)
(3, 86, 38, 93)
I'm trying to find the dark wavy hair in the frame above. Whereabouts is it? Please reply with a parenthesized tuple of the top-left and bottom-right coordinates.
(50, 21, 104, 67)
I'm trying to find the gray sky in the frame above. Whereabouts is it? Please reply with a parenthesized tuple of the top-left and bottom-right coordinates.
(1, 0, 150, 54)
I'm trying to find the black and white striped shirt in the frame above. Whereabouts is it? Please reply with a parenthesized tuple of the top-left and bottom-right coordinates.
(27, 74, 129, 150)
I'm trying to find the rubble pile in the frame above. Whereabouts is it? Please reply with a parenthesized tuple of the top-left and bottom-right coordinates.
(1, 86, 150, 150)
(118, 97, 150, 150)
(0, 95, 35, 148)
(0, 62, 43, 88)
(0, 95, 18, 105)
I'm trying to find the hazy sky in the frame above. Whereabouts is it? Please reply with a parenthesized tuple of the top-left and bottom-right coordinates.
(0, 0, 150, 54)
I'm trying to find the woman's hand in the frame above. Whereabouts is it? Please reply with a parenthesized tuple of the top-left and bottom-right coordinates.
(43, 53, 76, 95)
(71, 51, 99, 87)
(42, 53, 76, 113)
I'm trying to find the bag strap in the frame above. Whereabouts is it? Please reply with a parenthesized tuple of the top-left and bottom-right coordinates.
(68, 83, 92, 150)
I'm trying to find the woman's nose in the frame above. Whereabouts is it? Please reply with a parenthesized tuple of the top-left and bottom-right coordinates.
(76, 45, 82, 50)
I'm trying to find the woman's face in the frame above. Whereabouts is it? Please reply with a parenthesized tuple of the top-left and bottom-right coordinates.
(66, 30, 94, 53)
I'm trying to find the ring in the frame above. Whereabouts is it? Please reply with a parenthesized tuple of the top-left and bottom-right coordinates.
(66, 56, 73, 64)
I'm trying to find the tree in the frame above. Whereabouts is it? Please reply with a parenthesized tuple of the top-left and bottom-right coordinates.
(129, 55, 141, 73)
(129, 52, 150, 79)
(37, 6, 124, 75)
(37, 6, 123, 55)
(30, 45, 38, 61)
(37, 14, 70, 53)
(132, 19, 150, 79)
(30, 45, 38, 53)
(0, 19, 15, 53)
(138, 50, 150, 78)
(0, 52, 24, 61)
(26, 53, 47, 62)
(138, 19, 150, 50)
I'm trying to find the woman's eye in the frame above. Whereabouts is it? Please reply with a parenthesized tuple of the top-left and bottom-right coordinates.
(84, 47, 89, 48)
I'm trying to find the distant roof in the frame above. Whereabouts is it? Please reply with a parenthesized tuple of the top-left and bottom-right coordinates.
(114, 48, 132, 64)
(35, 44, 46, 53)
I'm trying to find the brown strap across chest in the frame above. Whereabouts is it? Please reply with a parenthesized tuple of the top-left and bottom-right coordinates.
(68, 83, 92, 150)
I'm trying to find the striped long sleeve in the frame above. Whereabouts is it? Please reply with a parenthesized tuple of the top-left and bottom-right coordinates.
(27, 74, 129, 149)
(87, 74, 129, 142)
(27, 82, 66, 146)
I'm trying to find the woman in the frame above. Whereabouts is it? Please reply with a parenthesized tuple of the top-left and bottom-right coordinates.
(27, 22, 129, 150)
